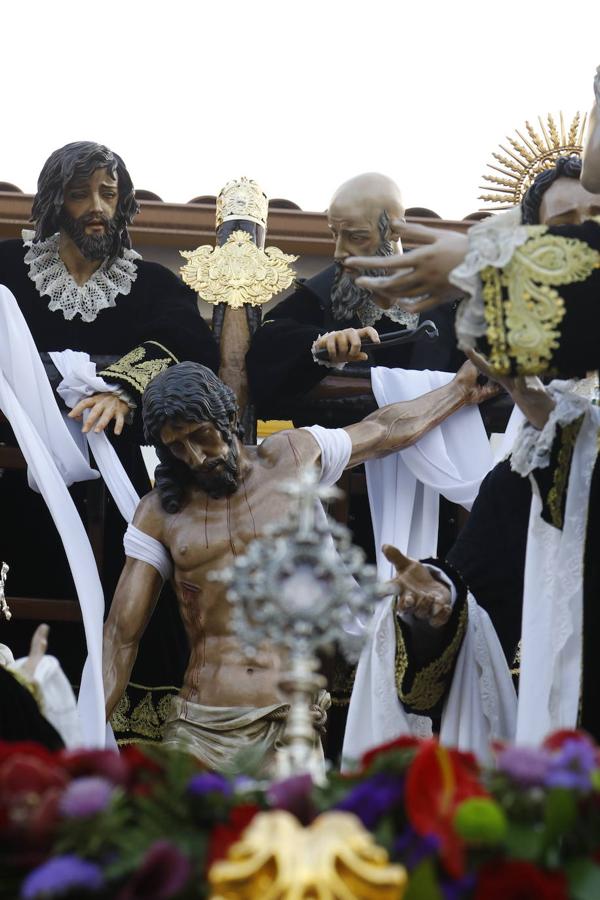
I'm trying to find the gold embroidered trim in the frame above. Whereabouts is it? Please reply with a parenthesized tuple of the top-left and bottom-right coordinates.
(99, 345, 174, 394)
(481, 266, 510, 374)
(547, 415, 585, 528)
(144, 340, 179, 364)
(394, 603, 468, 712)
(110, 686, 177, 740)
(482, 226, 600, 374)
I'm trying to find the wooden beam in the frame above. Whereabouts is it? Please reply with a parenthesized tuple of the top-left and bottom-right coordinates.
(7, 597, 82, 622)
(0, 192, 476, 256)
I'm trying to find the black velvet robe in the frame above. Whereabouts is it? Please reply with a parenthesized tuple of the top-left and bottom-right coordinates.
(0, 239, 219, 743)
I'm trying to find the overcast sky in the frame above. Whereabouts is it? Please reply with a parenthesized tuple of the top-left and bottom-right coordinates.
(3, 0, 599, 219)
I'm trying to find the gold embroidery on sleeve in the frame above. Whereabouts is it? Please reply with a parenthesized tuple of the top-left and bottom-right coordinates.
(482, 226, 600, 374)
(547, 415, 585, 529)
(100, 346, 174, 394)
(394, 602, 468, 711)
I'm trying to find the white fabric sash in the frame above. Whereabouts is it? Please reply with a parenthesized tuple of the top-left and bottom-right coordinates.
(124, 523, 173, 582)
(0, 284, 139, 747)
(343, 367, 516, 765)
(301, 425, 352, 485)
(516, 404, 599, 743)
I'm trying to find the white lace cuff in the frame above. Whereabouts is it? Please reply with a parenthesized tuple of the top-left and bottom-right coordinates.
(311, 334, 347, 370)
(450, 208, 530, 351)
(510, 380, 590, 476)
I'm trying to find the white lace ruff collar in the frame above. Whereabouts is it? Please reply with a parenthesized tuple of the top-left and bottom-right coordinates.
(23, 231, 140, 323)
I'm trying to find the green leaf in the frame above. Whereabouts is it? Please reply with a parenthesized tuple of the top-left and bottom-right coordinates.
(404, 860, 444, 900)
(543, 789, 578, 846)
(567, 859, 600, 900)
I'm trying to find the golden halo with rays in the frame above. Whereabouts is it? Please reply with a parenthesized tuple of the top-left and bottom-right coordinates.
(478, 112, 587, 210)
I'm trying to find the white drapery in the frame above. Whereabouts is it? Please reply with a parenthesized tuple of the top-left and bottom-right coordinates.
(0, 284, 140, 747)
(343, 368, 517, 766)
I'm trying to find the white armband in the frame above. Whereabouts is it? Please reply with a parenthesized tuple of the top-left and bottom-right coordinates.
(123, 523, 173, 582)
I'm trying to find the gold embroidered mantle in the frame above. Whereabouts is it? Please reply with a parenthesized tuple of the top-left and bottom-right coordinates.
(180, 231, 297, 309)
(481, 226, 600, 375)
(208, 810, 407, 899)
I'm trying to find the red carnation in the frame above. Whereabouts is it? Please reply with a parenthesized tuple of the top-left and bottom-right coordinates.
(475, 860, 568, 900)
(206, 804, 260, 870)
(59, 748, 130, 785)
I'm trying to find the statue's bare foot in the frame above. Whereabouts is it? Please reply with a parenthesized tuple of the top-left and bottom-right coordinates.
(22, 623, 49, 680)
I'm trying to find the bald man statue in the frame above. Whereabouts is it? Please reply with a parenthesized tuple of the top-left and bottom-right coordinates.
(246, 172, 463, 427)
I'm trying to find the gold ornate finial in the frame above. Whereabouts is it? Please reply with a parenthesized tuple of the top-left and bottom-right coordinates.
(216, 177, 269, 230)
(0, 562, 11, 621)
(208, 810, 407, 899)
(180, 231, 298, 308)
(479, 112, 587, 210)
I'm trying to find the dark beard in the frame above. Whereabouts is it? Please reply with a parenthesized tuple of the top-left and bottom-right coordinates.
(58, 209, 118, 261)
(330, 240, 395, 322)
(191, 442, 240, 499)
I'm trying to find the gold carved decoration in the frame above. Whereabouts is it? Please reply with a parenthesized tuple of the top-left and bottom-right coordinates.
(180, 231, 298, 309)
(395, 601, 467, 712)
(481, 227, 600, 374)
(216, 177, 268, 230)
(208, 810, 407, 899)
(479, 111, 587, 209)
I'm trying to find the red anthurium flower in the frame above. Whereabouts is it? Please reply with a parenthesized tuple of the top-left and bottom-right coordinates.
(361, 735, 422, 770)
(475, 860, 568, 900)
(206, 804, 260, 871)
(405, 740, 487, 879)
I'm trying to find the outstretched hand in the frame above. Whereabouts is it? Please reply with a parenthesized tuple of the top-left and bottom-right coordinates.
(343, 222, 469, 313)
(381, 544, 452, 628)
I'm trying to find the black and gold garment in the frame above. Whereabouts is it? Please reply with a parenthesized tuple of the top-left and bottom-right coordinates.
(394, 558, 468, 721)
(0, 238, 219, 743)
(471, 217, 600, 378)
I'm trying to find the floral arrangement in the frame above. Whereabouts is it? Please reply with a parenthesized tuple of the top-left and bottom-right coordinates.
(1, 730, 600, 899)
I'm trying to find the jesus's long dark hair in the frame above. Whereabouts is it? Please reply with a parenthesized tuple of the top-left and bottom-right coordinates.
(31, 141, 139, 266)
(143, 362, 243, 513)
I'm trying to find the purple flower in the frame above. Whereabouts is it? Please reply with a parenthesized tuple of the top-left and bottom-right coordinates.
(496, 745, 553, 787)
(59, 776, 115, 818)
(188, 771, 232, 796)
(545, 738, 596, 791)
(116, 840, 192, 900)
(267, 774, 316, 825)
(441, 872, 477, 900)
(20, 855, 104, 898)
(335, 772, 404, 830)
(394, 825, 439, 870)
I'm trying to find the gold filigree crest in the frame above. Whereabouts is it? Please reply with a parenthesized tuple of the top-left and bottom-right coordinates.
(208, 810, 407, 899)
(180, 230, 298, 309)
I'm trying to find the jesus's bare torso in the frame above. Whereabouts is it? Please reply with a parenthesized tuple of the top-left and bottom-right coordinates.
(141, 431, 319, 708)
